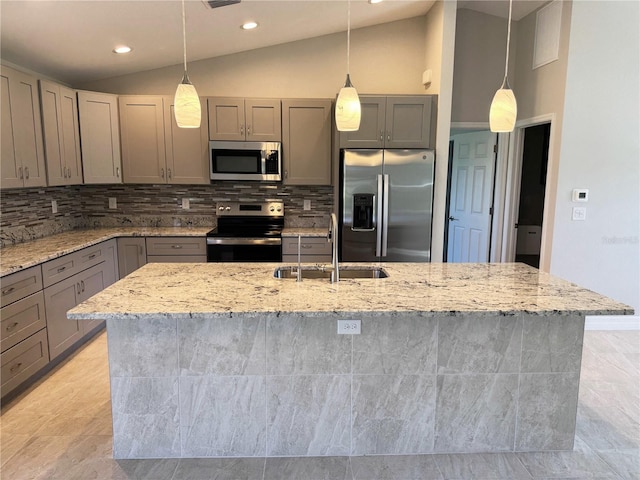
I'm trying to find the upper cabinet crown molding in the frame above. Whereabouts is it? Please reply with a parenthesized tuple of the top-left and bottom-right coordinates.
(77, 90, 122, 184)
(208, 97, 282, 142)
(1, 66, 47, 189)
(339, 95, 437, 149)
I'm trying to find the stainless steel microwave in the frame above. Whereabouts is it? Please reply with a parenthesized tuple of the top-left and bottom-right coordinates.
(210, 141, 282, 181)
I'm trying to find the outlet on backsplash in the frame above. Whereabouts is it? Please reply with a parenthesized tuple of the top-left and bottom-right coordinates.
(108, 198, 117, 209)
(303, 200, 311, 211)
(182, 198, 190, 210)
(51, 200, 58, 214)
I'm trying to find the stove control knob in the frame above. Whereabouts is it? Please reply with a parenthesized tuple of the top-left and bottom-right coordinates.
(269, 207, 275, 212)
(225, 206, 231, 211)
(276, 207, 282, 212)
(218, 206, 225, 211)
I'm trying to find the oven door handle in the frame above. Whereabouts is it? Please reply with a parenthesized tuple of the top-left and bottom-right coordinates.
(207, 237, 282, 246)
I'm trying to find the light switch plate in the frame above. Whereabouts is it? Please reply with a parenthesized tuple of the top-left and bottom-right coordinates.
(182, 198, 190, 210)
(303, 199, 311, 211)
(51, 200, 58, 214)
(108, 198, 117, 209)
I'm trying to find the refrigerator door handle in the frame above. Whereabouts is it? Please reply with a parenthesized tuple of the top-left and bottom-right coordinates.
(381, 174, 390, 257)
(376, 174, 384, 257)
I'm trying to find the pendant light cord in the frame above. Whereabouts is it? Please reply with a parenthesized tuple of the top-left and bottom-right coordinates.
(347, 0, 351, 74)
(503, 0, 513, 82)
(181, 0, 188, 74)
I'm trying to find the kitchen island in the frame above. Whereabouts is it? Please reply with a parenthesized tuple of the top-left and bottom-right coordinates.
(68, 262, 632, 459)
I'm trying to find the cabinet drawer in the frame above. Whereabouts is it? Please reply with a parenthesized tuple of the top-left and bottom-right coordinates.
(146, 237, 206, 256)
(1, 329, 49, 397)
(147, 255, 207, 263)
(1, 265, 43, 308)
(42, 244, 106, 287)
(282, 237, 332, 256)
(1, 291, 47, 353)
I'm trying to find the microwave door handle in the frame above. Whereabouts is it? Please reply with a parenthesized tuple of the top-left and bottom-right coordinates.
(261, 150, 266, 175)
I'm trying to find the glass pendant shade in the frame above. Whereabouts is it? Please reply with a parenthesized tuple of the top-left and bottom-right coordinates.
(336, 74, 361, 131)
(174, 74, 201, 128)
(489, 81, 517, 133)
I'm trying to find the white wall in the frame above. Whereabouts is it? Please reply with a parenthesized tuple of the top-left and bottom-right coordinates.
(77, 17, 427, 97)
(552, 0, 639, 319)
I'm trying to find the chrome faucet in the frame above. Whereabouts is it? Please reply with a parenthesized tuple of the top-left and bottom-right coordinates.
(328, 213, 339, 283)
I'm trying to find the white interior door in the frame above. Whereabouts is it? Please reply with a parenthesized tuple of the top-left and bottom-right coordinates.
(447, 130, 497, 262)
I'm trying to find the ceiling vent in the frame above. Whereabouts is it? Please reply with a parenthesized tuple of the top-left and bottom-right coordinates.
(203, 0, 241, 9)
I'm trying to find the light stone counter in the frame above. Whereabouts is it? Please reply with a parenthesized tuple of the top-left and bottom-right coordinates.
(281, 227, 328, 237)
(67, 262, 633, 459)
(0, 227, 210, 277)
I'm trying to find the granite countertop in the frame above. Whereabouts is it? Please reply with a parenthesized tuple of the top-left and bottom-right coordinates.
(68, 262, 634, 320)
(0, 227, 211, 277)
(281, 227, 328, 238)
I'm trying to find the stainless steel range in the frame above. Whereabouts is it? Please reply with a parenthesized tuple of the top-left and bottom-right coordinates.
(206, 201, 284, 262)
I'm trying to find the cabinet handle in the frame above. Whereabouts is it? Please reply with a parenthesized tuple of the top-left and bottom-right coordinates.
(247, 125, 251, 135)
(240, 125, 245, 136)
(168, 168, 172, 180)
(57, 266, 67, 273)
(88, 254, 97, 259)
(161, 168, 165, 179)
(10, 362, 23, 373)
(81, 280, 85, 292)
(67, 167, 71, 178)
(284, 170, 288, 179)
(116, 167, 121, 178)
(25, 167, 29, 179)
(301, 244, 313, 249)
(63, 167, 67, 179)
(171, 245, 183, 249)
(387, 133, 391, 141)
(18, 167, 23, 179)
(1, 286, 15, 296)
(380, 130, 384, 141)
(6, 322, 19, 332)
(77, 283, 81, 295)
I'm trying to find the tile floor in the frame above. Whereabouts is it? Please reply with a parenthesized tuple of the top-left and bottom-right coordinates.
(0, 330, 638, 480)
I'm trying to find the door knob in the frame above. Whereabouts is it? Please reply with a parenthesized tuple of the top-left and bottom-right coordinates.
(448, 216, 459, 221)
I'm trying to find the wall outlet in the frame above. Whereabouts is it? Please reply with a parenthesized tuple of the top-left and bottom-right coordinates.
(51, 200, 58, 214)
(337, 319, 361, 334)
(108, 197, 117, 209)
(182, 198, 190, 210)
(303, 199, 311, 211)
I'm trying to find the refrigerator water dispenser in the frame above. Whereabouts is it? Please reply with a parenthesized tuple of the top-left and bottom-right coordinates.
(352, 194, 375, 231)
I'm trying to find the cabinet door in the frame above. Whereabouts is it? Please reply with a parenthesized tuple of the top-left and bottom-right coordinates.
(1, 291, 47, 353)
(338, 96, 385, 149)
(165, 97, 209, 184)
(384, 96, 434, 149)
(43, 274, 82, 360)
(77, 91, 122, 184)
(1, 69, 21, 188)
(39, 80, 66, 186)
(208, 97, 245, 141)
(78, 263, 109, 335)
(60, 86, 83, 184)
(245, 99, 282, 141)
(0, 66, 46, 188)
(282, 99, 332, 185)
(120, 96, 166, 184)
(117, 238, 147, 278)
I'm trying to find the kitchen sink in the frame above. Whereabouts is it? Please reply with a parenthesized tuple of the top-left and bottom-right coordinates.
(273, 266, 389, 280)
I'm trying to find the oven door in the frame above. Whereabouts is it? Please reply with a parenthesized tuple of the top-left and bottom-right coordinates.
(206, 238, 282, 262)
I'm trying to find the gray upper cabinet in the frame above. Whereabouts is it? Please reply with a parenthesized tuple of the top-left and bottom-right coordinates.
(282, 99, 332, 185)
(120, 96, 209, 184)
(77, 90, 122, 184)
(339, 95, 436, 149)
(208, 97, 281, 141)
(1, 66, 47, 189)
(39, 80, 83, 186)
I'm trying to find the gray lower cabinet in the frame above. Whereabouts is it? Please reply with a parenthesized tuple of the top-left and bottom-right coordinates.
(282, 236, 332, 263)
(117, 237, 147, 277)
(145, 237, 206, 263)
(1, 329, 49, 396)
(43, 239, 117, 361)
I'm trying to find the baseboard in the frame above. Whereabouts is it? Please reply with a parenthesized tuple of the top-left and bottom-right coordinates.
(585, 315, 640, 330)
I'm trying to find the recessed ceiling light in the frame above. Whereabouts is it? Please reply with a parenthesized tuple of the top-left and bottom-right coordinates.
(369, 0, 384, 4)
(241, 21, 258, 30)
(113, 46, 132, 54)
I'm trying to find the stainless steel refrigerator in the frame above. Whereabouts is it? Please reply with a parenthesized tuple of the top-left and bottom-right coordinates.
(341, 149, 435, 262)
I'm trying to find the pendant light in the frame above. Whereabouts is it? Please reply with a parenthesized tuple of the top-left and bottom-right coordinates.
(174, 0, 201, 128)
(489, 0, 517, 132)
(335, 0, 361, 132)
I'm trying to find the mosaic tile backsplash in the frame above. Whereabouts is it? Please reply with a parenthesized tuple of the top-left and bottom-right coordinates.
(0, 183, 334, 247)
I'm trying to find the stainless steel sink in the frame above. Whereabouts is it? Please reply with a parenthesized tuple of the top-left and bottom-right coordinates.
(273, 266, 388, 280)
